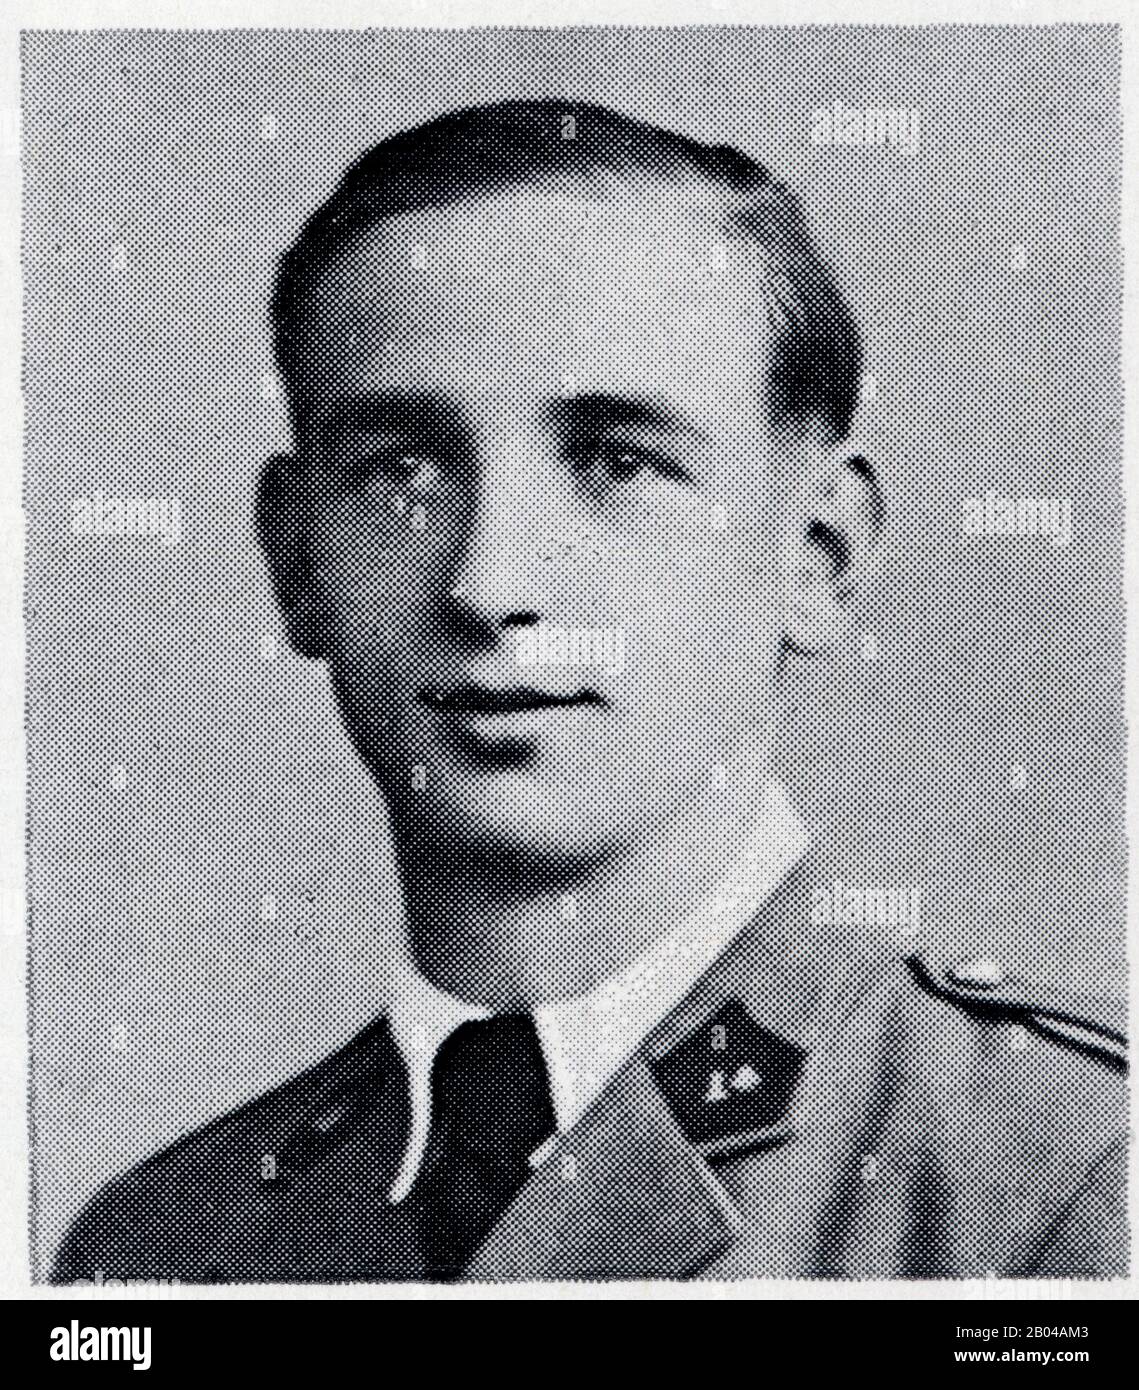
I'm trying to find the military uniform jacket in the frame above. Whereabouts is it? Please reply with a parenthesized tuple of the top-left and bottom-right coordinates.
(52, 861, 1128, 1283)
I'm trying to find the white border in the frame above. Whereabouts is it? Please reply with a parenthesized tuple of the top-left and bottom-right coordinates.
(1, 1, 1134, 1302)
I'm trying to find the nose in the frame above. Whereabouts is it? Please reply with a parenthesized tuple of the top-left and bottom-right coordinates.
(446, 436, 564, 635)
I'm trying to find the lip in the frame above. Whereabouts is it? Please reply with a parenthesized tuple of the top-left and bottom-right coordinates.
(419, 684, 604, 716)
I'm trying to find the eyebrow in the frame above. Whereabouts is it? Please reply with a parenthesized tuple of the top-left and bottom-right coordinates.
(548, 392, 711, 443)
(313, 387, 712, 447)
(315, 389, 466, 440)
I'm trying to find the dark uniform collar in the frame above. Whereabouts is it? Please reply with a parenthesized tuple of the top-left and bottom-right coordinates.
(466, 853, 895, 1279)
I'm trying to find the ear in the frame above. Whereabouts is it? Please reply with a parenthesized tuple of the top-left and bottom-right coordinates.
(255, 453, 326, 660)
(782, 449, 883, 657)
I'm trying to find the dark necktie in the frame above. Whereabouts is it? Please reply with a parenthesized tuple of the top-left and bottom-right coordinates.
(411, 1013, 556, 1279)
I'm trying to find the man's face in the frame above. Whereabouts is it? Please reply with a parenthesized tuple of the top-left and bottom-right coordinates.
(283, 180, 799, 866)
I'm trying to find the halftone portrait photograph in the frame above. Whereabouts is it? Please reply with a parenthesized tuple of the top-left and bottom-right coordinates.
(25, 24, 1126, 1286)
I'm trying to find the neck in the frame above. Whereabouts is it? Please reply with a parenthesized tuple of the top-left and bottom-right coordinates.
(393, 750, 788, 1007)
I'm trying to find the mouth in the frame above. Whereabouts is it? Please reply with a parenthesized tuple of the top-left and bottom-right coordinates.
(419, 684, 605, 716)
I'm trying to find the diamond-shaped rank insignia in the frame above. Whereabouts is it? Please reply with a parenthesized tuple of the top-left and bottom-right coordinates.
(650, 999, 807, 1154)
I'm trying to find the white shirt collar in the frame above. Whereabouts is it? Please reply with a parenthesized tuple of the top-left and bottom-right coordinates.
(385, 780, 808, 1203)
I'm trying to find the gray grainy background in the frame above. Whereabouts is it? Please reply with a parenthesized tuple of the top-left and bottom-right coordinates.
(24, 26, 1123, 1269)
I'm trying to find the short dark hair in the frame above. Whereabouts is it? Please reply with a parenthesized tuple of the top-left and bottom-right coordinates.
(271, 98, 863, 442)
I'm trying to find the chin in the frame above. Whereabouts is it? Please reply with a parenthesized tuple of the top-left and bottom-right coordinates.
(388, 766, 627, 874)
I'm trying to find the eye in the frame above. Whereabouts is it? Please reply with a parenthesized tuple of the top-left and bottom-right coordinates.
(573, 440, 687, 491)
(349, 449, 442, 500)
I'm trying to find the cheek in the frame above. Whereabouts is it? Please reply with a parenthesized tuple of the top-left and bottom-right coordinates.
(619, 522, 782, 635)
(308, 515, 446, 656)
(603, 530, 782, 718)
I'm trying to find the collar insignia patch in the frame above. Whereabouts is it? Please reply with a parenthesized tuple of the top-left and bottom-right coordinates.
(649, 998, 807, 1149)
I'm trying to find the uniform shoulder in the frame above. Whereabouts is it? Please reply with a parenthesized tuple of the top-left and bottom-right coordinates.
(886, 942, 1127, 1167)
(883, 944, 1128, 1275)
(902, 945, 1126, 1073)
(50, 1014, 395, 1284)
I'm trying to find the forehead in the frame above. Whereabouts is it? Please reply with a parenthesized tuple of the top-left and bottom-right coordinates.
(291, 182, 774, 419)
